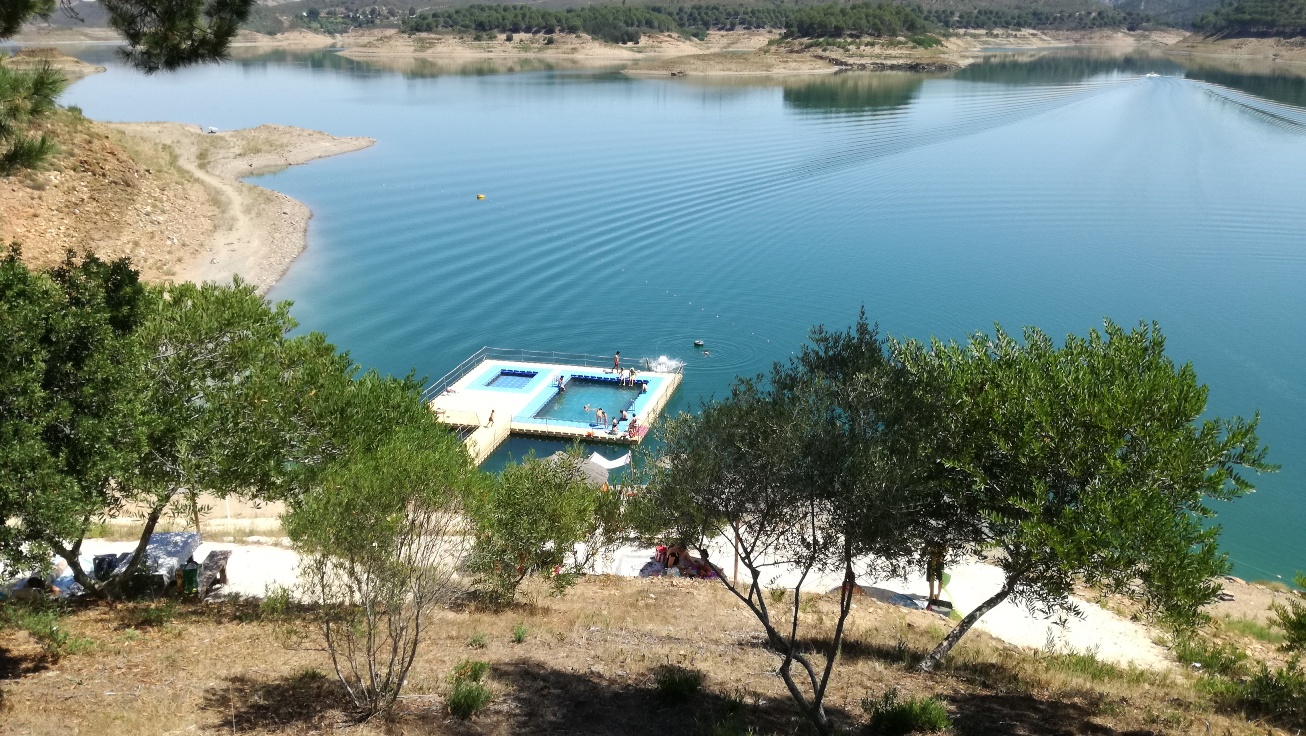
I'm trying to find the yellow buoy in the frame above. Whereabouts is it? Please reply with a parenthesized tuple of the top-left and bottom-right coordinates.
(476, 194, 486, 200)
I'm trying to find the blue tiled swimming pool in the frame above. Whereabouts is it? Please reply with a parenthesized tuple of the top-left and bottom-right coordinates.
(533, 378, 641, 425)
(485, 369, 537, 389)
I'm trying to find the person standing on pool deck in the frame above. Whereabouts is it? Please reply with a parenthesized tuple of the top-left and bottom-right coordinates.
(613, 351, 621, 371)
(556, 375, 566, 392)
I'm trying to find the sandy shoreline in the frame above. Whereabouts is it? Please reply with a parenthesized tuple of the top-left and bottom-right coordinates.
(111, 123, 374, 292)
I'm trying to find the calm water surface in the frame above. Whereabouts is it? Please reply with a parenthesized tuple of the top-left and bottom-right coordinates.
(60, 48, 1306, 581)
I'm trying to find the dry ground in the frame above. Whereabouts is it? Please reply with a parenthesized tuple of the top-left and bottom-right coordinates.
(1, 48, 106, 81)
(0, 110, 222, 282)
(1170, 35, 1306, 64)
(0, 113, 371, 291)
(1, 575, 1296, 735)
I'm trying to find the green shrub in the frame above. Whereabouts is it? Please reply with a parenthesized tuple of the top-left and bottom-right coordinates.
(446, 660, 492, 720)
(1272, 573, 1306, 653)
(447, 679, 492, 719)
(654, 664, 703, 703)
(260, 585, 293, 619)
(1204, 658, 1306, 724)
(1241, 659, 1306, 719)
(862, 688, 951, 735)
(1222, 615, 1287, 645)
(450, 659, 491, 683)
(465, 450, 623, 606)
(1173, 635, 1246, 677)
(467, 632, 489, 649)
(512, 622, 528, 643)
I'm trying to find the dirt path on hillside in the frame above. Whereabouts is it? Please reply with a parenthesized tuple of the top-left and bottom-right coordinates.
(108, 123, 374, 291)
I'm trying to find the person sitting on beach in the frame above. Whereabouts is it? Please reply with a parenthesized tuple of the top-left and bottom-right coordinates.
(10, 576, 56, 602)
(694, 549, 716, 579)
(665, 545, 682, 570)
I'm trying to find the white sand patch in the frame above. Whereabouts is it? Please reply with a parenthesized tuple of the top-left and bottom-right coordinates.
(59, 539, 301, 599)
(601, 540, 1172, 671)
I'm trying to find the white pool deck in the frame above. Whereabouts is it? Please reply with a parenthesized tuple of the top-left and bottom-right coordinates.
(428, 357, 682, 464)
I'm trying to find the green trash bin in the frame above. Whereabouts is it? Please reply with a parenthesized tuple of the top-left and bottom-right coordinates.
(181, 562, 200, 596)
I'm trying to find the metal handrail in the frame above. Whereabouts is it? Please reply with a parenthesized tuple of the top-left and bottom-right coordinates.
(422, 346, 681, 402)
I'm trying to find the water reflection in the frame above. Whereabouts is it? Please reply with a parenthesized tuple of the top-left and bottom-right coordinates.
(1179, 57, 1306, 108)
(782, 72, 925, 114)
(955, 49, 1185, 84)
(338, 54, 627, 79)
(958, 47, 1306, 107)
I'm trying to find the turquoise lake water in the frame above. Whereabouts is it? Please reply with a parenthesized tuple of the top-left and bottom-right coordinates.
(58, 48, 1306, 581)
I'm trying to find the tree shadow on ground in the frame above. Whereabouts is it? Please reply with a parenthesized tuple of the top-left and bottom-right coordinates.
(796, 635, 1167, 736)
(199, 668, 350, 732)
(949, 692, 1159, 736)
(0, 643, 51, 680)
(392, 657, 845, 735)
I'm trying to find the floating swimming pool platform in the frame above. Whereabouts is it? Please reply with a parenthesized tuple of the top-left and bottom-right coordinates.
(424, 348, 683, 464)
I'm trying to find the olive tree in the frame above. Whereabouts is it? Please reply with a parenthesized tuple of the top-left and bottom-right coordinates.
(896, 321, 1272, 671)
(0, 253, 366, 598)
(465, 449, 624, 606)
(0, 248, 148, 581)
(633, 316, 924, 736)
(286, 419, 477, 715)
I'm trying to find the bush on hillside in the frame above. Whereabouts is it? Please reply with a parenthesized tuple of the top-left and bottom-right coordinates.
(465, 449, 623, 606)
(1271, 572, 1306, 653)
(862, 688, 952, 734)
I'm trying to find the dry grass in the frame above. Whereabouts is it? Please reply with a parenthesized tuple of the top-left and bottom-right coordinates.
(0, 576, 1283, 735)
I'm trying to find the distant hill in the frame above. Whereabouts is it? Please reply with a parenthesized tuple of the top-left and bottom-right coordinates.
(1104, 0, 1222, 26)
(1192, 0, 1306, 35)
(28, 0, 1182, 38)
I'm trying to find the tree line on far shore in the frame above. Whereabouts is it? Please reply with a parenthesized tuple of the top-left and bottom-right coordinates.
(398, 2, 1157, 44)
(3, 250, 1295, 730)
(1195, 0, 1306, 36)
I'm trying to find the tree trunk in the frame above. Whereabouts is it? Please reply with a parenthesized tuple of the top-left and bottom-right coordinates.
(99, 503, 167, 599)
(917, 580, 1013, 672)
